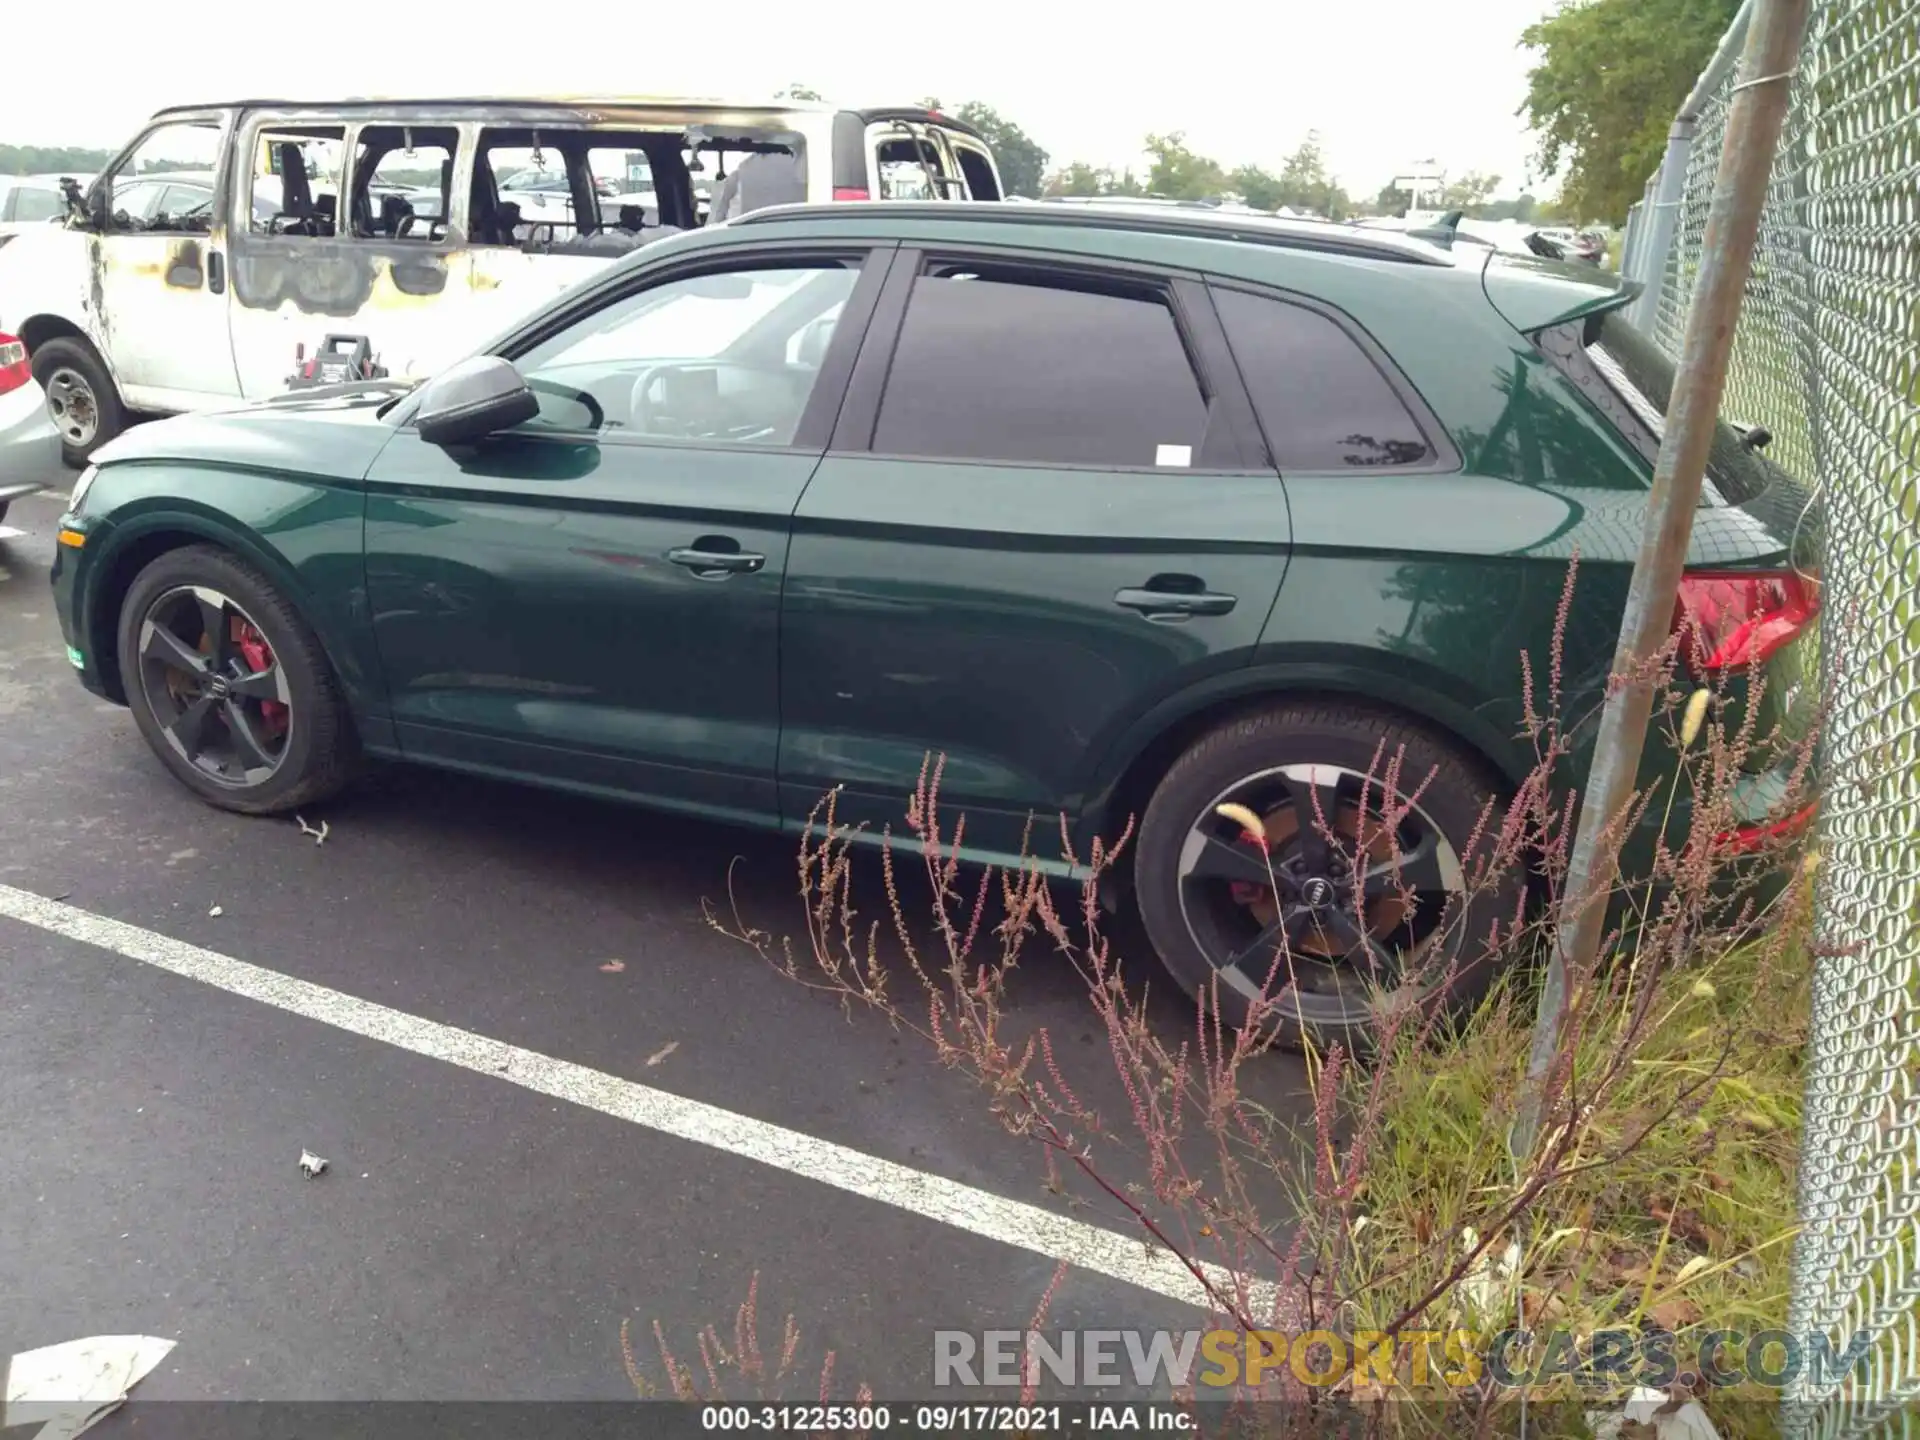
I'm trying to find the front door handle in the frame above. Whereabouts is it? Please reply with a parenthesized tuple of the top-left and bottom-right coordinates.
(208, 251, 226, 295)
(1115, 585, 1237, 619)
(668, 542, 766, 579)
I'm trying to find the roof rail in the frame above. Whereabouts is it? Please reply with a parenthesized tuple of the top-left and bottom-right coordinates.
(729, 200, 1454, 266)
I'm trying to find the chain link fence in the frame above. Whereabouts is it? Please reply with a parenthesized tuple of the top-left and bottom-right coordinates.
(1620, 2, 1919, 1434)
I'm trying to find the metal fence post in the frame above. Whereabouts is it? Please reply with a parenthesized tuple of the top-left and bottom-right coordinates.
(1626, 0, 1758, 333)
(1620, 198, 1645, 278)
(1512, 0, 1812, 1164)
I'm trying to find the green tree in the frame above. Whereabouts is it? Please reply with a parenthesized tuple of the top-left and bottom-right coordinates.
(1269, 132, 1350, 217)
(1047, 162, 1106, 197)
(918, 98, 1049, 198)
(776, 83, 824, 101)
(950, 102, 1048, 199)
(1477, 192, 1541, 223)
(1042, 163, 1147, 198)
(1521, 0, 1741, 221)
(1228, 163, 1286, 212)
(1442, 170, 1502, 210)
(1144, 132, 1226, 200)
(1371, 182, 1413, 216)
(0, 145, 116, 176)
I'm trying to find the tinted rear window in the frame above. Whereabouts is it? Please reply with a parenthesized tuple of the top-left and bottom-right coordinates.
(1214, 288, 1435, 471)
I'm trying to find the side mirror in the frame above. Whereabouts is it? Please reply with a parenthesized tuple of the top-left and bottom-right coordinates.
(413, 356, 539, 446)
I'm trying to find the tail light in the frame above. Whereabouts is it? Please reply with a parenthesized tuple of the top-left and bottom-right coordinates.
(0, 334, 29, 396)
(1715, 799, 1819, 854)
(832, 186, 871, 202)
(1673, 568, 1818, 673)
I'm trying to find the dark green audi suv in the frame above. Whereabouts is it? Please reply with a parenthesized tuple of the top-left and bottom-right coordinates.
(50, 202, 1817, 1046)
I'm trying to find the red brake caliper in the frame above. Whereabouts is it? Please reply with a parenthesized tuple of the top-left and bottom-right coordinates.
(1229, 831, 1269, 907)
(230, 618, 288, 735)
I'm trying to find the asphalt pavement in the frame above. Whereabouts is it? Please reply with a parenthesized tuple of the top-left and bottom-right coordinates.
(0, 449, 1310, 1407)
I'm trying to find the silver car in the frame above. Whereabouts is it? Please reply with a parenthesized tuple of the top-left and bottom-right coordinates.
(0, 334, 57, 522)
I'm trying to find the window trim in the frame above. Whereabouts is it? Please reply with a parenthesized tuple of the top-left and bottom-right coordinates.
(394, 242, 894, 456)
(945, 135, 1005, 201)
(236, 119, 350, 239)
(1205, 277, 1461, 476)
(347, 121, 465, 249)
(833, 244, 1267, 475)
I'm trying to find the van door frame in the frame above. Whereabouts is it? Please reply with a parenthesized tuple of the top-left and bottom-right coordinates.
(222, 108, 476, 398)
(83, 107, 243, 410)
(864, 120, 966, 201)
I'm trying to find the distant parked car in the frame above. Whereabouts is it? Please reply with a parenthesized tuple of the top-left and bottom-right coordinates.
(1532, 227, 1606, 265)
(0, 176, 75, 243)
(0, 333, 57, 520)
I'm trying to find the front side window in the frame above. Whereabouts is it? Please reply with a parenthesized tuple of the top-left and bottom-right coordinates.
(107, 120, 221, 233)
(871, 265, 1210, 468)
(1213, 287, 1435, 471)
(509, 261, 861, 444)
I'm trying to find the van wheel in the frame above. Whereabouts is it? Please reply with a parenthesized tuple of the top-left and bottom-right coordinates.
(32, 337, 125, 468)
(1133, 701, 1522, 1055)
(117, 545, 360, 815)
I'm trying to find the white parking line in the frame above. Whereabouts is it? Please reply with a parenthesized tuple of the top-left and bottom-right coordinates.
(0, 883, 1264, 1315)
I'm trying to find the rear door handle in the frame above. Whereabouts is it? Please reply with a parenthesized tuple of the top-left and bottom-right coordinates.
(668, 544, 766, 578)
(1115, 586, 1237, 619)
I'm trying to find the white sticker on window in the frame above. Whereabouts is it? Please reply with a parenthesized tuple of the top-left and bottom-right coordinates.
(1155, 444, 1193, 468)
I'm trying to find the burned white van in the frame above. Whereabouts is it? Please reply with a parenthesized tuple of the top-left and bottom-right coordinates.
(0, 96, 1004, 464)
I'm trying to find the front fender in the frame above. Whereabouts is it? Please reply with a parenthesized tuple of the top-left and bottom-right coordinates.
(74, 474, 386, 741)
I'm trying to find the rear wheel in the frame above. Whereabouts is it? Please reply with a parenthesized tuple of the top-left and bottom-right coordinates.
(32, 336, 125, 468)
(117, 546, 359, 815)
(1134, 701, 1520, 1053)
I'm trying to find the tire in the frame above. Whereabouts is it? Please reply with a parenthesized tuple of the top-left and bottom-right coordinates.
(31, 336, 125, 468)
(1134, 701, 1521, 1055)
(116, 544, 359, 815)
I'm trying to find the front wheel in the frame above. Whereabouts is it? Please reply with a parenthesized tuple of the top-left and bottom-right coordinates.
(117, 545, 360, 815)
(1134, 701, 1521, 1054)
(32, 336, 125, 468)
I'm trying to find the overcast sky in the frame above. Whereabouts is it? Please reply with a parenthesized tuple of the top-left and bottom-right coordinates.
(1, 0, 1557, 197)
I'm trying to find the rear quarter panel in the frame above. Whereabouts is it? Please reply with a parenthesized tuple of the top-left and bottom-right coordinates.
(1216, 253, 1650, 793)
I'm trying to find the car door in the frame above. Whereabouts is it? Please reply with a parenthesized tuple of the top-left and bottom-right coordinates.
(778, 248, 1290, 865)
(362, 244, 888, 824)
(92, 117, 241, 405)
